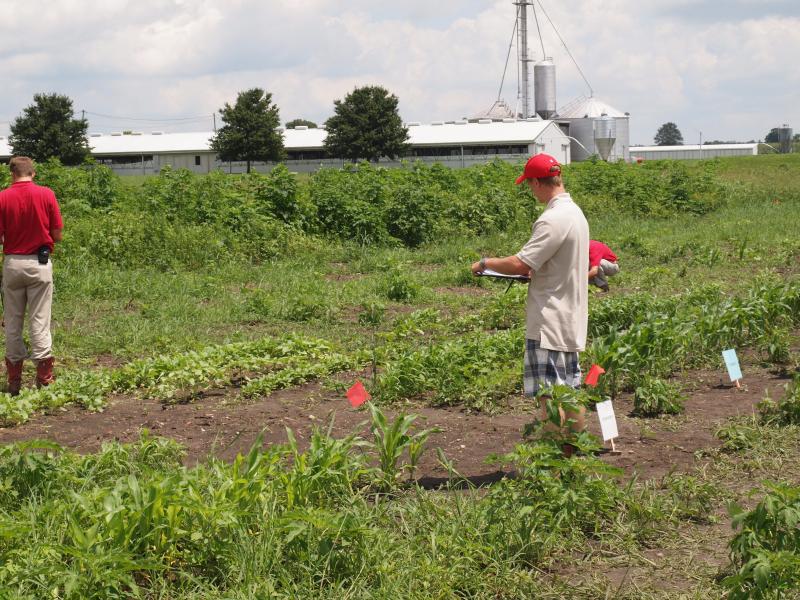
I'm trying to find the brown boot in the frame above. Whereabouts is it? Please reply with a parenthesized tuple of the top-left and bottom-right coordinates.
(5, 358, 23, 396)
(35, 357, 55, 387)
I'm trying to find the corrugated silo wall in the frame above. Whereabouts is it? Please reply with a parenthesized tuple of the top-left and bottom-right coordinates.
(614, 117, 630, 162)
(567, 117, 630, 162)
(567, 119, 595, 161)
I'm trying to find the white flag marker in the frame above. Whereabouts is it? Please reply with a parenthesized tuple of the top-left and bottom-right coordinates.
(596, 400, 621, 454)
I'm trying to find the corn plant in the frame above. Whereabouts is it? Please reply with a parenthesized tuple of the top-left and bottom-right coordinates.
(758, 328, 792, 366)
(282, 425, 370, 508)
(632, 376, 685, 417)
(367, 403, 439, 488)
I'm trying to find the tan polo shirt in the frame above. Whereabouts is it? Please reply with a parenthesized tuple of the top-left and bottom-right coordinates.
(516, 192, 589, 352)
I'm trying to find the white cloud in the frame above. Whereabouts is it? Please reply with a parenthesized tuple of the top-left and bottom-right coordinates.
(0, 0, 797, 144)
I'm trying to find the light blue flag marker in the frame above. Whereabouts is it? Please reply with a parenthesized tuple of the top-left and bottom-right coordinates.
(722, 349, 743, 383)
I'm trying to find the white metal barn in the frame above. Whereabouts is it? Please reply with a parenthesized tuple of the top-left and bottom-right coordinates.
(0, 120, 571, 175)
(629, 144, 759, 161)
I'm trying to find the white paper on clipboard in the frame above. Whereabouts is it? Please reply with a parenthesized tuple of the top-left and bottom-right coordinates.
(479, 268, 531, 282)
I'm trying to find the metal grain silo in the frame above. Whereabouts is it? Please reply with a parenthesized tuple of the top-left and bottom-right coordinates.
(593, 115, 616, 161)
(534, 59, 556, 120)
(778, 125, 793, 153)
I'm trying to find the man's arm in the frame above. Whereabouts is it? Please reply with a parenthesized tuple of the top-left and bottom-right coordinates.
(472, 255, 532, 277)
(588, 265, 599, 279)
(48, 192, 64, 244)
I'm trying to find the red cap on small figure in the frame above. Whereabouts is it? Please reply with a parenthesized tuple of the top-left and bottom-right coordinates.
(515, 153, 562, 184)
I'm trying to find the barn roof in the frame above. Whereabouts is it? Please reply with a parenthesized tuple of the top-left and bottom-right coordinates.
(0, 119, 564, 157)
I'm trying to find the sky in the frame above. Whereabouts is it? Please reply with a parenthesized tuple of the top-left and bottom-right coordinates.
(0, 0, 797, 145)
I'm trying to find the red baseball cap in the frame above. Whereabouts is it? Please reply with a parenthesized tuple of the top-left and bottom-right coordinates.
(515, 153, 561, 184)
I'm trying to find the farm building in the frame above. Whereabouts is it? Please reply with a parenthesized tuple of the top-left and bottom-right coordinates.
(629, 144, 759, 161)
(0, 119, 571, 176)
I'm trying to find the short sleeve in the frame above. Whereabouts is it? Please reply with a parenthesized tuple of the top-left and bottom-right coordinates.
(49, 191, 63, 230)
(516, 218, 563, 272)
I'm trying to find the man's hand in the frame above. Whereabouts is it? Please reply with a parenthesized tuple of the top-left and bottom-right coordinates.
(471, 261, 483, 275)
(472, 255, 532, 277)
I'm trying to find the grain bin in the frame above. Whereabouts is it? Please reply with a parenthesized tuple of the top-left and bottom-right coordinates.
(593, 115, 616, 161)
(534, 59, 556, 120)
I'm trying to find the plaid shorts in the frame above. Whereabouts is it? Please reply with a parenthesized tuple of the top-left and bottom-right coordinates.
(523, 338, 581, 397)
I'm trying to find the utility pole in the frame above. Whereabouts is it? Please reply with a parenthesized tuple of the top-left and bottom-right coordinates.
(213, 113, 217, 132)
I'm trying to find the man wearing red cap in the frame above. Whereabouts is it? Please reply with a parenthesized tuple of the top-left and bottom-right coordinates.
(472, 153, 589, 446)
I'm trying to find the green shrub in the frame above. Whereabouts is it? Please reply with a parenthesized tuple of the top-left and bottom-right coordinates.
(357, 300, 386, 328)
(62, 212, 233, 270)
(564, 158, 725, 216)
(310, 163, 392, 245)
(380, 265, 420, 302)
(661, 473, 720, 523)
(245, 287, 335, 323)
(758, 373, 800, 425)
(724, 483, 800, 599)
(715, 422, 760, 452)
(385, 181, 441, 247)
(632, 376, 685, 417)
(759, 329, 792, 365)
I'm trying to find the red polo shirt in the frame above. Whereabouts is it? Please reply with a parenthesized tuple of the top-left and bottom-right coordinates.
(589, 240, 617, 268)
(0, 181, 63, 255)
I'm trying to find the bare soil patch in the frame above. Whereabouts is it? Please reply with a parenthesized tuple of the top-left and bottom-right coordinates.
(0, 364, 790, 482)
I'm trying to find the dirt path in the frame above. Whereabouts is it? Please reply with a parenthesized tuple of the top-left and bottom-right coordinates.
(0, 364, 792, 482)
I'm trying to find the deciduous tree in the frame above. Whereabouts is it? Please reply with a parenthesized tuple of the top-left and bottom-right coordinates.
(210, 88, 284, 173)
(654, 122, 684, 146)
(324, 86, 409, 162)
(10, 93, 89, 165)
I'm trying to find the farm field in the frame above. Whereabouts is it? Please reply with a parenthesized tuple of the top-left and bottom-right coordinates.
(0, 155, 799, 598)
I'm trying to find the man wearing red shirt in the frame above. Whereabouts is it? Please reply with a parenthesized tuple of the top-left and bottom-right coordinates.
(0, 157, 63, 394)
(588, 240, 619, 292)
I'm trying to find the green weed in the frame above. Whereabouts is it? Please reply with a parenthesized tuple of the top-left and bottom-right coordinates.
(632, 377, 685, 417)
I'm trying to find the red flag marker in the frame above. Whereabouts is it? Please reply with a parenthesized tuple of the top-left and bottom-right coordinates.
(346, 380, 371, 408)
(584, 364, 606, 387)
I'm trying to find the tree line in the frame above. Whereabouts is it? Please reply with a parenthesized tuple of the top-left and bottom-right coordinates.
(6, 86, 410, 172)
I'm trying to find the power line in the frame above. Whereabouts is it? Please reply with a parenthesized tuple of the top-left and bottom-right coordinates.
(531, 2, 546, 58)
(535, 0, 593, 97)
(496, 10, 519, 102)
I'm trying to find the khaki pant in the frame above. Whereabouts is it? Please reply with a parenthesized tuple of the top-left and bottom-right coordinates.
(2, 255, 54, 363)
(590, 259, 620, 289)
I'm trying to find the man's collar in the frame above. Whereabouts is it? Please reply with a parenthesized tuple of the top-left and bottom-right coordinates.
(545, 192, 571, 209)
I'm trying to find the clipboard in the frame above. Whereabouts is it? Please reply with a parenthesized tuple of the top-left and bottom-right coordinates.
(478, 268, 531, 283)
(478, 268, 530, 293)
